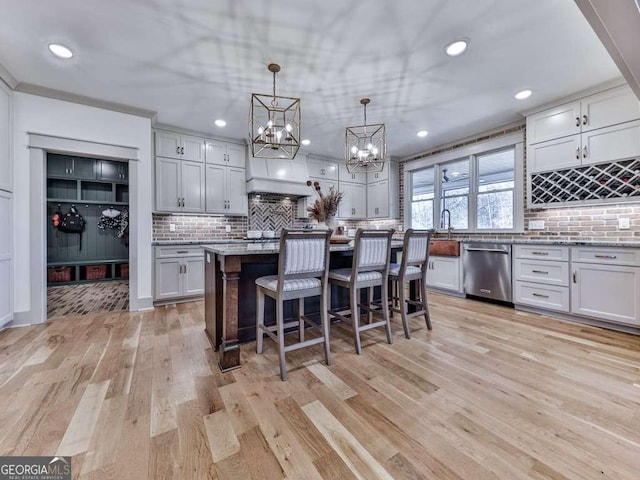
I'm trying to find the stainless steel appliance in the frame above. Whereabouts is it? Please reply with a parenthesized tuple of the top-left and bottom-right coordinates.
(463, 243, 512, 302)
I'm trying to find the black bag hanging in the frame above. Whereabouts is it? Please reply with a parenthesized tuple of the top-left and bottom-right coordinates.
(58, 206, 86, 250)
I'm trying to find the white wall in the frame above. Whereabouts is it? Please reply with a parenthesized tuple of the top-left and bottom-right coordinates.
(12, 92, 153, 319)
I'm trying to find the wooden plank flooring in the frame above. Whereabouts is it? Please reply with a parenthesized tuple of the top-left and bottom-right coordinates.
(1, 293, 639, 479)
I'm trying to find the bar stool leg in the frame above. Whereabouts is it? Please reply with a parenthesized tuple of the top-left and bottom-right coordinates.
(381, 278, 394, 345)
(298, 298, 305, 342)
(321, 287, 332, 366)
(350, 286, 363, 355)
(256, 289, 265, 354)
(398, 278, 410, 339)
(367, 287, 374, 324)
(276, 299, 287, 381)
(420, 278, 432, 330)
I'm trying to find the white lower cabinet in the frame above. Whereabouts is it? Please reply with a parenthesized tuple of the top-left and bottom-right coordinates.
(515, 281, 570, 313)
(154, 246, 204, 301)
(570, 262, 640, 326)
(426, 256, 461, 292)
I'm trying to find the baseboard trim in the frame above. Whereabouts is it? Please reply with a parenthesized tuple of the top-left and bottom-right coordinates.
(131, 296, 154, 311)
(12, 310, 42, 327)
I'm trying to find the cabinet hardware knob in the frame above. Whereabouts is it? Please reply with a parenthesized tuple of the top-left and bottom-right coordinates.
(532, 293, 549, 298)
(177, 198, 181, 207)
(572, 271, 577, 283)
(582, 114, 588, 125)
(177, 251, 188, 254)
(575, 116, 580, 127)
(531, 251, 549, 255)
(181, 147, 185, 155)
(177, 146, 181, 154)
(532, 270, 549, 274)
(582, 146, 587, 158)
(184, 264, 187, 273)
(575, 147, 580, 160)
(594, 254, 617, 259)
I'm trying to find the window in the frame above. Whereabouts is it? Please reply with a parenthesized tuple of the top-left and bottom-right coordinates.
(477, 149, 515, 230)
(410, 167, 434, 229)
(406, 139, 523, 233)
(440, 158, 469, 230)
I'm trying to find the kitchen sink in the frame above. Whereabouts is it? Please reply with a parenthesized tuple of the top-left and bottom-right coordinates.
(430, 240, 460, 257)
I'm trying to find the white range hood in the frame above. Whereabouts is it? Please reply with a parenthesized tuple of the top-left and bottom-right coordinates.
(246, 154, 311, 196)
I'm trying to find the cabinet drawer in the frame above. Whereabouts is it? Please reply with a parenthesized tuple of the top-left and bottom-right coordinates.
(514, 245, 569, 261)
(514, 281, 570, 313)
(155, 246, 203, 258)
(514, 259, 569, 286)
(571, 247, 640, 266)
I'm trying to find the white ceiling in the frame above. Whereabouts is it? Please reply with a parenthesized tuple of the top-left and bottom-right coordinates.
(0, 0, 622, 159)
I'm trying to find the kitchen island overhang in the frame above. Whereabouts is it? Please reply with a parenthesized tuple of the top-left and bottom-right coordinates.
(203, 241, 403, 372)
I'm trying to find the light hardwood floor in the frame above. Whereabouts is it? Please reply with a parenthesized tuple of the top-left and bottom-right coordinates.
(1, 293, 639, 479)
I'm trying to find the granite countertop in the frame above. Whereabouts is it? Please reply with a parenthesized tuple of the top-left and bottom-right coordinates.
(203, 241, 404, 256)
(153, 239, 256, 246)
(459, 239, 640, 248)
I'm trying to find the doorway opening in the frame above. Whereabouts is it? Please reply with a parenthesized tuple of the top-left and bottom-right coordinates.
(46, 152, 130, 319)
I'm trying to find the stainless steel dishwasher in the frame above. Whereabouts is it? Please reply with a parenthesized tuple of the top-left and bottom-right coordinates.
(463, 243, 512, 302)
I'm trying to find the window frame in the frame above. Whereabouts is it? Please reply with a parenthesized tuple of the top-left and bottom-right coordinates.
(404, 132, 525, 234)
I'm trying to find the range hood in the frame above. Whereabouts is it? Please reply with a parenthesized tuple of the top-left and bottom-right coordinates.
(246, 155, 311, 196)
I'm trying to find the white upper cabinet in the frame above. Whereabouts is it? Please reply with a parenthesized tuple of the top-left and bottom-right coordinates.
(155, 131, 205, 162)
(206, 140, 246, 168)
(367, 180, 390, 218)
(205, 164, 248, 216)
(307, 158, 339, 180)
(581, 86, 640, 132)
(528, 135, 582, 173)
(367, 167, 389, 183)
(155, 157, 205, 213)
(338, 182, 366, 218)
(338, 163, 367, 184)
(527, 101, 581, 145)
(0, 84, 10, 192)
(581, 120, 640, 166)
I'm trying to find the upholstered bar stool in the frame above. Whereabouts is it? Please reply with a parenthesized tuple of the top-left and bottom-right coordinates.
(256, 229, 332, 381)
(388, 229, 432, 338)
(328, 229, 394, 354)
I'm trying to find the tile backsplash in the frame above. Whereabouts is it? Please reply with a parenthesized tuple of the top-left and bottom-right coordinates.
(153, 214, 247, 241)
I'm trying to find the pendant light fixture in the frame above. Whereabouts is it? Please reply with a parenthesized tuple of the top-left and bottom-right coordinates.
(249, 63, 301, 159)
(345, 98, 386, 173)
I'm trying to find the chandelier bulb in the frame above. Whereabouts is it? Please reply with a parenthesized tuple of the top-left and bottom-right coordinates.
(285, 123, 292, 132)
(267, 120, 273, 128)
(257, 126, 264, 135)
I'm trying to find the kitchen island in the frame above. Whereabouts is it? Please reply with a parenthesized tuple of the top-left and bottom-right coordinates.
(203, 241, 403, 371)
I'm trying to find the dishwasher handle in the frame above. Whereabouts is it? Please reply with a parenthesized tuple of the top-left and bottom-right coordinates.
(465, 247, 510, 254)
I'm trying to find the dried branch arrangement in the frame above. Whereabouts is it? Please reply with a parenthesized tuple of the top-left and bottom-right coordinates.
(306, 180, 343, 222)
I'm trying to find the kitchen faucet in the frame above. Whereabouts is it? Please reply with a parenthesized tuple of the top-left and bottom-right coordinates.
(440, 208, 452, 239)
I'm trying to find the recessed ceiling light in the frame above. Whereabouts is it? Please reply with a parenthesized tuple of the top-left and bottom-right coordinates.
(301, 139, 311, 146)
(445, 39, 468, 57)
(48, 43, 73, 59)
(416, 130, 429, 138)
(214, 119, 226, 127)
(515, 89, 533, 100)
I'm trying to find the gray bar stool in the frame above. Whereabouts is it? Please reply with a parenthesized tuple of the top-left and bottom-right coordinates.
(255, 229, 332, 381)
(388, 229, 432, 338)
(328, 229, 394, 354)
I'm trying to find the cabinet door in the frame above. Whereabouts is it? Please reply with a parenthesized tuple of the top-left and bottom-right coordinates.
(581, 120, 640, 166)
(118, 163, 128, 182)
(181, 161, 205, 213)
(581, 86, 640, 132)
(97, 160, 120, 181)
(427, 256, 460, 291)
(527, 101, 581, 144)
(72, 157, 97, 180)
(368, 180, 389, 218)
(183, 257, 205, 296)
(181, 135, 205, 163)
(0, 191, 11, 327)
(155, 157, 181, 212)
(47, 155, 74, 177)
(205, 140, 226, 165)
(366, 182, 378, 218)
(155, 258, 182, 300)
(0, 85, 10, 192)
(338, 164, 367, 184)
(226, 143, 246, 168)
(527, 135, 581, 173)
(205, 164, 227, 214)
(337, 183, 353, 218)
(571, 263, 640, 326)
(155, 131, 182, 159)
(367, 168, 389, 183)
(226, 167, 248, 215)
(351, 183, 366, 218)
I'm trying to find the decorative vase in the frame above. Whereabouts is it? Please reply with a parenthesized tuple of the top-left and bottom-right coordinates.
(314, 221, 330, 230)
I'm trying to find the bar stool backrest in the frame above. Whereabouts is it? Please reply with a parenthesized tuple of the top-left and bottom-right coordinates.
(352, 229, 394, 275)
(400, 229, 432, 274)
(277, 229, 332, 291)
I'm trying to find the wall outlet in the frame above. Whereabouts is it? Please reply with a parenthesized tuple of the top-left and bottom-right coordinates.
(225, 225, 231, 233)
(169, 223, 176, 232)
(529, 220, 545, 230)
(618, 218, 630, 230)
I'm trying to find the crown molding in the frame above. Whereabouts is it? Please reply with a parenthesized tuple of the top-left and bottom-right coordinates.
(14, 82, 157, 119)
(0, 62, 18, 89)
(153, 122, 247, 146)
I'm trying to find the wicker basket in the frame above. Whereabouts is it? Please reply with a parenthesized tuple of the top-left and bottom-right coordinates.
(120, 263, 129, 277)
(48, 266, 72, 283)
(86, 264, 107, 280)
